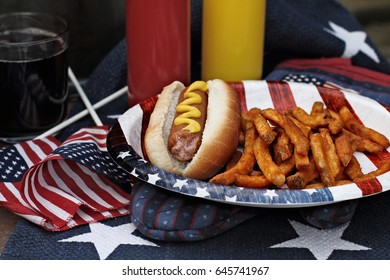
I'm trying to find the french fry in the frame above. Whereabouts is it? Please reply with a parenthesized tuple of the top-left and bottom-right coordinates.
(279, 156, 296, 175)
(345, 156, 363, 181)
(335, 180, 354, 186)
(339, 106, 390, 148)
(303, 182, 324, 189)
(235, 157, 295, 188)
(319, 128, 341, 178)
(209, 102, 389, 190)
(354, 161, 390, 183)
(358, 138, 385, 154)
(286, 113, 311, 138)
(304, 180, 353, 189)
(310, 101, 326, 116)
(292, 106, 328, 129)
(342, 129, 384, 154)
(327, 109, 343, 135)
(234, 173, 271, 189)
(253, 136, 285, 186)
(261, 108, 310, 157)
(286, 155, 318, 189)
(293, 148, 310, 170)
(310, 132, 336, 187)
(210, 126, 257, 185)
(273, 127, 293, 164)
(244, 108, 277, 145)
(225, 150, 243, 171)
(335, 130, 359, 167)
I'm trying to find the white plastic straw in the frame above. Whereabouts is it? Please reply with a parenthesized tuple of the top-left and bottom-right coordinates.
(68, 67, 103, 126)
(34, 86, 128, 139)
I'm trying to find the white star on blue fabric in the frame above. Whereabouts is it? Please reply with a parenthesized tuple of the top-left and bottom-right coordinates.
(263, 189, 278, 199)
(324, 21, 379, 63)
(117, 151, 131, 159)
(302, 188, 317, 195)
(130, 169, 138, 177)
(195, 186, 210, 198)
(173, 179, 188, 190)
(270, 220, 370, 259)
(147, 173, 161, 185)
(59, 222, 158, 259)
(225, 195, 238, 202)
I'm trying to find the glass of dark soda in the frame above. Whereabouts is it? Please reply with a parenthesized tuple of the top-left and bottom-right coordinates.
(0, 12, 69, 142)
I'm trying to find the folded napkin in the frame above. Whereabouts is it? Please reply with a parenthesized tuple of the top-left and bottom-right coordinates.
(0, 127, 130, 231)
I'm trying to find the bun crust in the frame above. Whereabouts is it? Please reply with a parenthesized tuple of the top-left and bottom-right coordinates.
(144, 79, 241, 180)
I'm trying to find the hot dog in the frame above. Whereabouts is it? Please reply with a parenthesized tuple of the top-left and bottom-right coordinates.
(167, 82, 208, 162)
(144, 79, 241, 180)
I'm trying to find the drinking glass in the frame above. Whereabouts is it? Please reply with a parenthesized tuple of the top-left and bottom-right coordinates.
(0, 12, 69, 142)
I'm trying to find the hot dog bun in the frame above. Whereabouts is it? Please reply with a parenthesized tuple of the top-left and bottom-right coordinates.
(145, 79, 241, 180)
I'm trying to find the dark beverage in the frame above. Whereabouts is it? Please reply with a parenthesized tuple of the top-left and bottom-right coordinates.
(0, 49, 68, 139)
(0, 13, 69, 141)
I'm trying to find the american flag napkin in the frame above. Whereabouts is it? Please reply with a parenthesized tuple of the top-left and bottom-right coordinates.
(0, 126, 131, 231)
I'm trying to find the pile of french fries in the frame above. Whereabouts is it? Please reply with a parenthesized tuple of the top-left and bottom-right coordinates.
(210, 102, 390, 189)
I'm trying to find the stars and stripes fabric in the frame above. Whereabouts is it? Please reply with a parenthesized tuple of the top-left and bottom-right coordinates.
(0, 126, 131, 231)
(262, 0, 390, 75)
(130, 179, 257, 241)
(266, 58, 390, 106)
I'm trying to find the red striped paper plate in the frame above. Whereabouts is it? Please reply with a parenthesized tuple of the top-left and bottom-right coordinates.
(108, 81, 390, 207)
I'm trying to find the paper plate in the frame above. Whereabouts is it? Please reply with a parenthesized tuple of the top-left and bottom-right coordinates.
(107, 81, 390, 208)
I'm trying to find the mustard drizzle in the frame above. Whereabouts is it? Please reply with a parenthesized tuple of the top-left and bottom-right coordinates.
(173, 81, 208, 133)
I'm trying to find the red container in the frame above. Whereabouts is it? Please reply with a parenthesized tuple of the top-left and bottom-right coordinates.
(126, 0, 191, 106)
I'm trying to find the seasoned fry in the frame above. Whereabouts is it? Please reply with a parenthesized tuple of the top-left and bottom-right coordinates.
(310, 101, 326, 116)
(261, 108, 310, 157)
(235, 157, 295, 188)
(335, 180, 354, 186)
(225, 150, 243, 171)
(209, 102, 389, 190)
(310, 132, 336, 187)
(293, 148, 310, 170)
(243, 108, 277, 145)
(286, 156, 318, 189)
(286, 113, 312, 138)
(358, 138, 385, 154)
(303, 182, 324, 189)
(234, 173, 271, 189)
(279, 156, 296, 175)
(335, 130, 359, 167)
(273, 128, 293, 164)
(339, 106, 390, 148)
(209, 126, 257, 185)
(320, 128, 341, 178)
(354, 161, 390, 183)
(304, 180, 353, 189)
(341, 129, 384, 154)
(327, 110, 343, 135)
(253, 136, 285, 186)
(345, 156, 390, 183)
(292, 106, 328, 129)
(345, 156, 363, 181)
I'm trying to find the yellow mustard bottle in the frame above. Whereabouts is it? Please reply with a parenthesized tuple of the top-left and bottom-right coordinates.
(201, 0, 266, 81)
